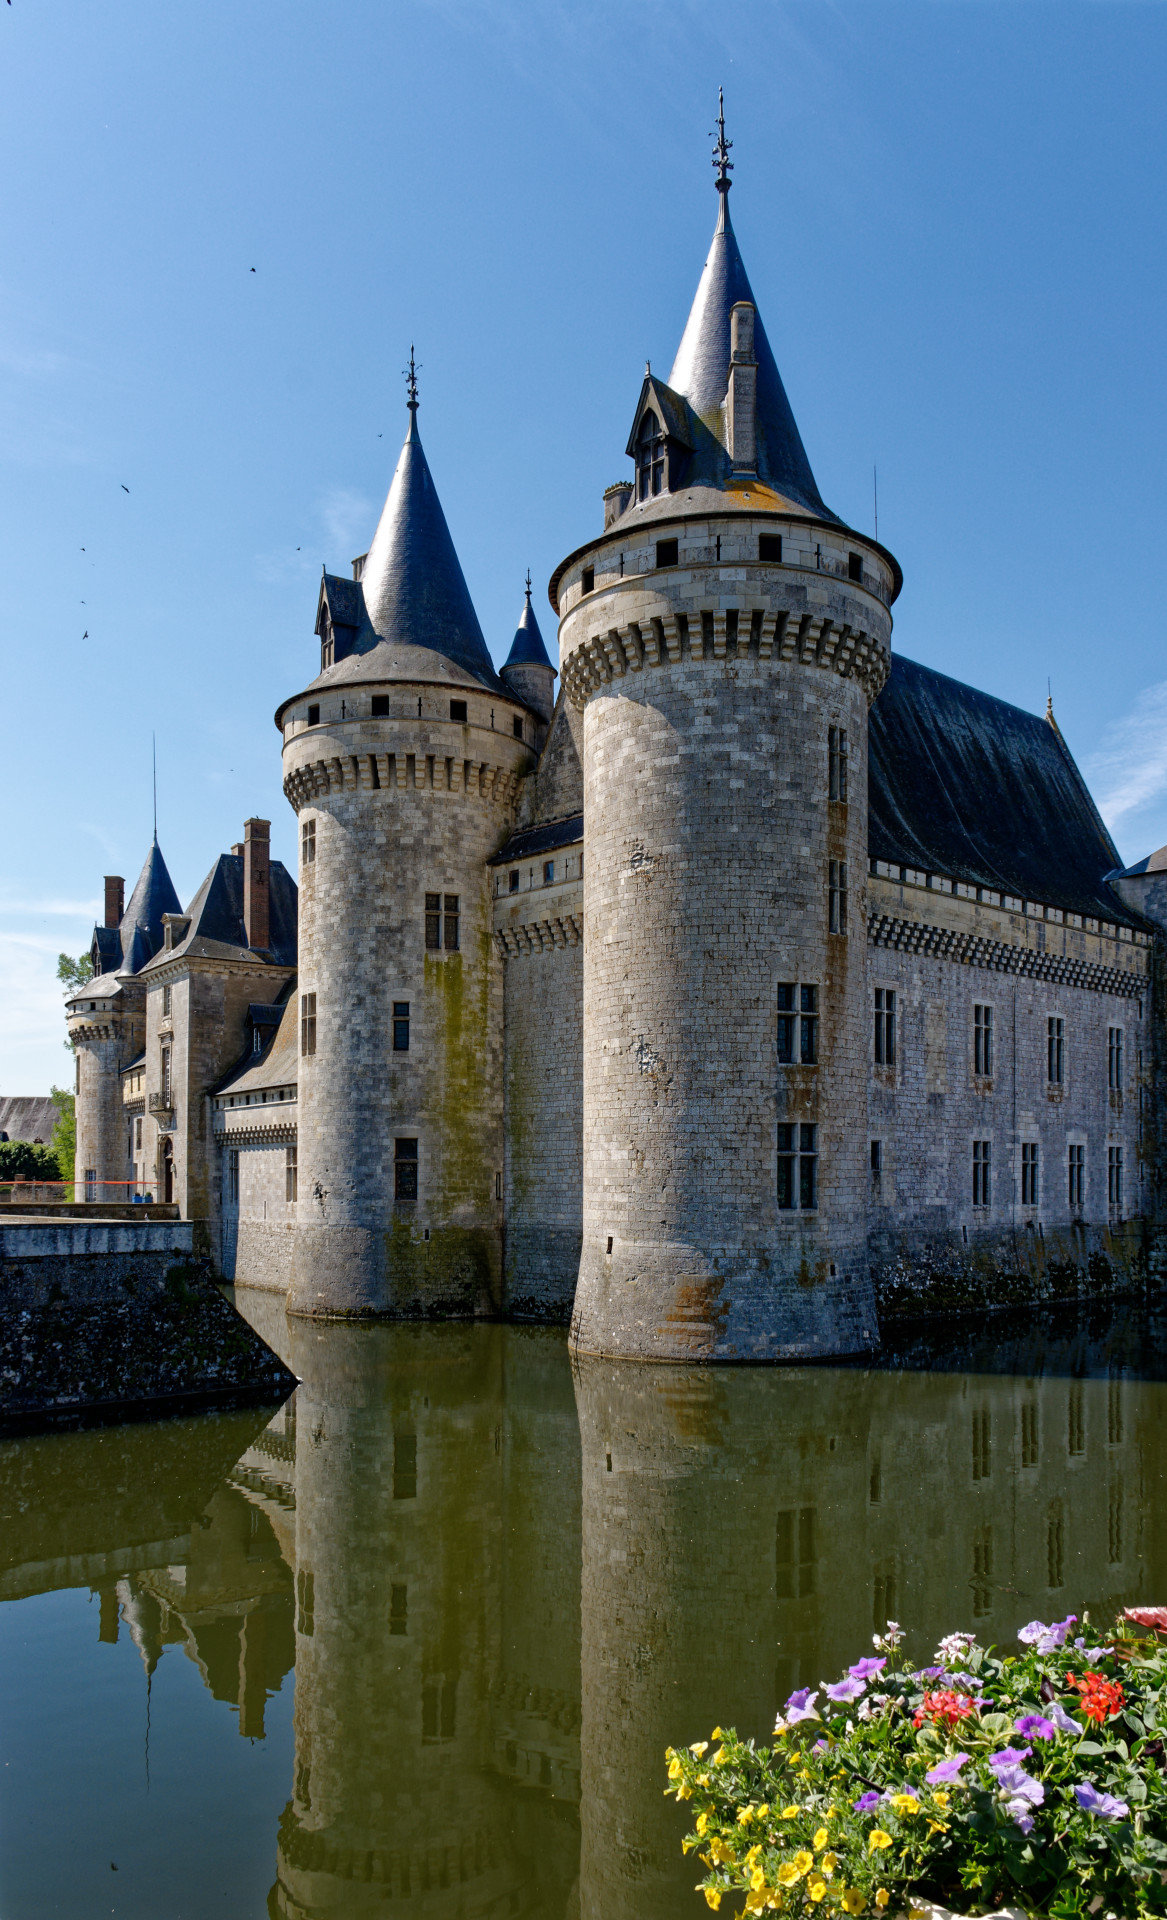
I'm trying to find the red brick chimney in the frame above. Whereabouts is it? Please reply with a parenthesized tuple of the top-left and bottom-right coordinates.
(243, 819, 270, 951)
(104, 876, 124, 927)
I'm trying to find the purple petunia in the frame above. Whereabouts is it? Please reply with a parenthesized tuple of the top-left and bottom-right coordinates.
(926, 1755, 971, 1784)
(853, 1792, 881, 1812)
(1043, 1699, 1081, 1735)
(1015, 1715, 1057, 1741)
(1018, 1615, 1077, 1655)
(1074, 1781, 1129, 1822)
(784, 1687, 821, 1724)
(994, 1764, 1045, 1834)
(823, 1675, 867, 1704)
(988, 1747, 1033, 1771)
(849, 1657, 888, 1681)
(915, 1665, 946, 1683)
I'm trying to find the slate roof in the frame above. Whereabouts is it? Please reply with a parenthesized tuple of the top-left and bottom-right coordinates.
(212, 990, 299, 1097)
(660, 192, 840, 521)
(87, 838, 181, 978)
(489, 813, 584, 866)
(503, 585, 554, 673)
(869, 654, 1139, 926)
(316, 572, 364, 636)
(0, 1095, 63, 1144)
(143, 853, 298, 970)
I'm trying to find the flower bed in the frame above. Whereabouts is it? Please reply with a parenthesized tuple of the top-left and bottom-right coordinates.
(665, 1609, 1167, 1919)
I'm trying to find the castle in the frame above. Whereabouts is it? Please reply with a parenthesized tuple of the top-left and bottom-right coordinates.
(67, 119, 1167, 1358)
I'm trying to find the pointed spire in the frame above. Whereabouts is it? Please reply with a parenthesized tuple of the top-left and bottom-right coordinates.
(118, 838, 181, 974)
(662, 110, 837, 520)
(357, 367, 498, 686)
(503, 572, 553, 672)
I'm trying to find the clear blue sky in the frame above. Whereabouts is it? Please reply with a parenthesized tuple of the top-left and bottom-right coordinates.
(3, 1, 1166, 1093)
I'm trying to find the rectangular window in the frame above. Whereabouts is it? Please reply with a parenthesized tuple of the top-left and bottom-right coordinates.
(1021, 1401, 1039, 1469)
(307, 702, 320, 726)
(847, 550, 864, 583)
(759, 533, 782, 564)
(1069, 1142, 1085, 1208)
(394, 1137, 418, 1202)
(971, 1407, 991, 1481)
(1021, 1141, 1039, 1207)
(776, 1124, 795, 1209)
(85, 1167, 97, 1202)
(828, 725, 848, 802)
(443, 894, 460, 951)
(874, 987, 896, 1067)
(800, 985, 818, 1064)
(870, 1139, 882, 1195)
(1048, 1016, 1064, 1086)
(1048, 1502, 1065, 1588)
(972, 1138, 991, 1208)
(1108, 1144, 1123, 1211)
(161, 1044, 172, 1105)
(655, 538, 678, 568)
(371, 694, 390, 717)
(389, 1583, 408, 1635)
(799, 1123, 818, 1209)
(300, 992, 316, 1056)
(450, 699, 467, 722)
(393, 1431, 417, 1499)
(775, 1507, 816, 1599)
(392, 1001, 410, 1052)
(1109, 1026, 1123, 1090)
(580, 565, 594, 595)
(828, 860, 847, 935)
(776, 983, 795, 1064)
(301, 817, 316, 865)
(286, 1143, 297, 1203)
(513, 714, 524, 740)
(508, 868, 519, 894)
(162, 984, 172, 1017)
(1068, 1382, 1086, 1457)
(228, 1149, 239, 1205)
(425, 893, 442, 949)
(974, 1004, 993, 1077)
(134, 1116, 142, 1151)
(543, 860, 554, 884)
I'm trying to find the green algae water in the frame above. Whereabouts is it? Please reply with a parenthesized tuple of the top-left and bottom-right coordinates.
(3, 1296, 1167, 1920)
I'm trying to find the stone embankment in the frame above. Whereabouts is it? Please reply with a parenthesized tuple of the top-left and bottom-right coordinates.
(0, 1212, 295, 1431)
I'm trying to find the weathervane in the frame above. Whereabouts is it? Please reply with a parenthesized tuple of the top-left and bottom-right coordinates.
(405, 345, 419, 413)
(525, 569, 532, 597)
(711, 86, 733, 193)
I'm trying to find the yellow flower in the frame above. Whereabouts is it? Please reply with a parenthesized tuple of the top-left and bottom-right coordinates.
(813, 1828, 829, 1851)
(745, 1892, 766, 1914)
(808, 1876, 828, 1904)
(890, 1795, 920, 1817)
(781, 1806, 800, 1820)
(745, 1846, 762, 1868)
(775, 1864, 803, 1888)
(931, 1791, 950, 1811)
(793, 1851, 814, 1876)
(773, 1720, 789, 1737)
(821, 1853, 838, 1877)
(712, 1747, 729, 1766)
(868, 1830, 892, 1853)
(751, 1868, 766, 1891)
(703, 1889, 721, 1911)
(690, 1742, 709, 1757)
(758, 1805, 770, 1818)
(710, 1840, 734, 1865)
(696, 1813, 710, 1838)
(875, 1893, 891, 1911)
(712, 1727, 723, 1740)
(678, 1785, 692, 1800)
(668, 1759, 683, 1780)
(926, 1819, 950, 1836)
(841, 1891, 867, 1914)
(697, 1774, 711, 1787)
(737, 1808, 755, 1827)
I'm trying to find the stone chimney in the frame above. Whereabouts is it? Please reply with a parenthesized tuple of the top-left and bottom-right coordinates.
(726, 301, 757, 474)
(243, 818, 271, 952)
(603, 482, 633, 529)
(104, 875, 125, 928)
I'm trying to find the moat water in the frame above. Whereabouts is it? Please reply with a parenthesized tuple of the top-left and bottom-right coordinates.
(3, 1294, 1167, 1920)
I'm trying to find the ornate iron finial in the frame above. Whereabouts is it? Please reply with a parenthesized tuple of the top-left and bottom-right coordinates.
(404, 345, 419, 413)
(711, 86, 733, 194)
(525, 569, 532, 598)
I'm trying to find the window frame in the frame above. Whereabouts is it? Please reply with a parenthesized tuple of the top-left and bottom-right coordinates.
(1109, 1025, 1124, 1090)
(972, 1138, 992, 1208)
(1068, 1141, 1085, 1209)
(301, 817, 316, 865)
(300, 992, 317, 1057)
(1021, 1140, 1039, 1208)
(392, 1001, 410, 1053)
(285, 1142, 297, 1203)
(394, 1137, 419, 1203)
(874, 987, 896, 1068)
(973, 1003, 993, 1078)
(828, 725, 848, 803)
(1047, 1015, 1065, 1087)
(828, 860, 847, 936)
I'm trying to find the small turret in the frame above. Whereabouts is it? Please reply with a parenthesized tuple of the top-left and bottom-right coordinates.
(500, 574, 556, 723)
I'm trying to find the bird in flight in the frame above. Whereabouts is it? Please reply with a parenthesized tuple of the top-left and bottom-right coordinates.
(121, 484, 129, 493)
(82, 630, 88, 639)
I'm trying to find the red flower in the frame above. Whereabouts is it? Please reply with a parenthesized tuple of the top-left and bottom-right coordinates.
(1066, 1672, 1125, 1724)
(913, 1689, 977, 1731)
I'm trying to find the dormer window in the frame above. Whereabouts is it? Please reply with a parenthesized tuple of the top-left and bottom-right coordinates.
(637, 410, 666, 501)
(320, 613, 334, 670)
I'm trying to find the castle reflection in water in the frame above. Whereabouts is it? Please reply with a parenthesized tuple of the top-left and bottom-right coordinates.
(4, 1301, 1167, 1920)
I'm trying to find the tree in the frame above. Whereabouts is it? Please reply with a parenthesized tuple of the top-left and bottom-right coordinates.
(49, 1086, 76, 1193)
(57, 951, 94, 992)
(0, 1140, 61, 1182)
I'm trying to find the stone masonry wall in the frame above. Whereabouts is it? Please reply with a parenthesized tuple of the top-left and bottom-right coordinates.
(219, 1134, 297, 1291)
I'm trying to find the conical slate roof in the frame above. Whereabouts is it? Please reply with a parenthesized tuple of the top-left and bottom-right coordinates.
(119, 837, 181, 974)
(358, 411, 498, 687)
(667, 191, 838, 521)
(503, 582, 553, 672)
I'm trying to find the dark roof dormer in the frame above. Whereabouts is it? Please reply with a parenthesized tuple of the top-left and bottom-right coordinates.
(624, 376, 694, 504)
(315, 571, 365, 671)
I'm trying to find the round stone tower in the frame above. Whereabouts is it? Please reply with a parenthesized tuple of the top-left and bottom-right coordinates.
(278, 377, 538, 1318)
(556, 124, 901, 1360)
